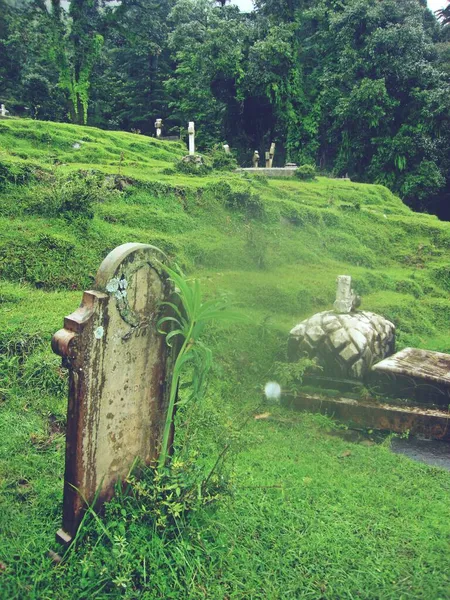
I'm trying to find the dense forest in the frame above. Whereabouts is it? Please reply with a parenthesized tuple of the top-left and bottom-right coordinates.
(1, 0, 450, 215)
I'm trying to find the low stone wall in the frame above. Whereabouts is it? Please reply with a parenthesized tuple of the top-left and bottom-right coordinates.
(237, 167, 298, 177)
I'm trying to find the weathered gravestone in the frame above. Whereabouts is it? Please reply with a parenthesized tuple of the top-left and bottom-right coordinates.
(52, 243, 178, 545)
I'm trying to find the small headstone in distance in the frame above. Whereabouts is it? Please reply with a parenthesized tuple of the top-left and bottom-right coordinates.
(52, 243, 178, 544)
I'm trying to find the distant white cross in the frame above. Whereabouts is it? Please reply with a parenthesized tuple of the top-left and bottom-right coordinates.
(188, 121, 195, 155)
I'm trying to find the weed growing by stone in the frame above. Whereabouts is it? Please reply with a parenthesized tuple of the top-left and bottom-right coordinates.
(157, 264, 243, 469)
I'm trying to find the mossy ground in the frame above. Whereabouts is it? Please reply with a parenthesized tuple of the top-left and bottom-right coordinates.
(1, 120, 450, 599)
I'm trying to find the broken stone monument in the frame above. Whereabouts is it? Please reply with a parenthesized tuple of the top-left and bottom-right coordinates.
(269, 143, 276, 168)
(333, 275, 360, 313)
(52, 243, 178, 545)
(155, 118, 163, 138)
(252, 151, 260, 168)
(288, 275, 395, 380)
(188, 121, 195, 155)
(264, 143, 275, 168)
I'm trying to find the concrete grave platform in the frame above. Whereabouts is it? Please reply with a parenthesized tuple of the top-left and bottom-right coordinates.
(369, 347, 450, 408)
(282, 393, 450, 441)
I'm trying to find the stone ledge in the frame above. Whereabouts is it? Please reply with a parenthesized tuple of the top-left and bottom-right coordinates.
(282, 393, 450, 441)
(237, 167, 298, 177)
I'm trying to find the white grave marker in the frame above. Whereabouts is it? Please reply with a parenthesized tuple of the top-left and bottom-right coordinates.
(188, 121, 195, 155)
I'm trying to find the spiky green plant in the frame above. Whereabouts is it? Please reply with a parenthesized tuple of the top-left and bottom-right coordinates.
(157, 264, 241, 470)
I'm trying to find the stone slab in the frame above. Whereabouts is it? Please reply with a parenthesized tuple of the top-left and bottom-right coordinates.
(370, 347, 450, 407)
(52, 243, 177, 542)
(282, 393, 450, 441)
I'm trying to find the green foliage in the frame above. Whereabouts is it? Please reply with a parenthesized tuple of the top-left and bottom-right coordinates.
(273, 357, 320, 392)
(157, 264, 243, 469)
(208, 145, 238, 171)
(32, 171, 111, 223)
(206, 181, 264, 217)
(112, 457, 228, 534)
(0, 159, 35, 189)
(2, 0, 450, 214)
(44, 0, 103, 124)
(175, 154, 213, 176)
(295, 164, 316, 181)
(401, 160, 446, 207)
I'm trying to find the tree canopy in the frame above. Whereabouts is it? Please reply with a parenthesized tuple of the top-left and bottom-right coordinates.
(1, 0, 449, 214)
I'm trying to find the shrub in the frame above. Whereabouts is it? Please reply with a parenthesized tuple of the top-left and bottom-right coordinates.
(175, 154, 213, 176)
(208, 145, 238, 171)
(295, 164, 317, 180)
(28, 170, 118, 224)
(229, 190, 264, 217)
(431, 265, 450, 292)
(0, 159, 35, 189)
(206, 181, 264, 218)
(401, 160, 445, 207)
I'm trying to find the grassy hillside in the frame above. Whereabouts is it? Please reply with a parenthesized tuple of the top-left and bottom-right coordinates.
(1, 119, 450, 599)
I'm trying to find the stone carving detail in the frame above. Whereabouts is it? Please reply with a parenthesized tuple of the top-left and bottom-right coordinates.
(52, 243, 177, 543)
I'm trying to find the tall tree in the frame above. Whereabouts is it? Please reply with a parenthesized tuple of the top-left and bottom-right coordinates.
(90, 0, 176, 133)
(166, 0, 248, 149)
(34, 0, 103, 124)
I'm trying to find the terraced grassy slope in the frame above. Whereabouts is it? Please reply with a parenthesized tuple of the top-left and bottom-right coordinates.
(1, 119, 450, 599)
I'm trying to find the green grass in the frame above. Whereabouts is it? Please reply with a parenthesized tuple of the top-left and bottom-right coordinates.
(1, 119, 450, 599)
